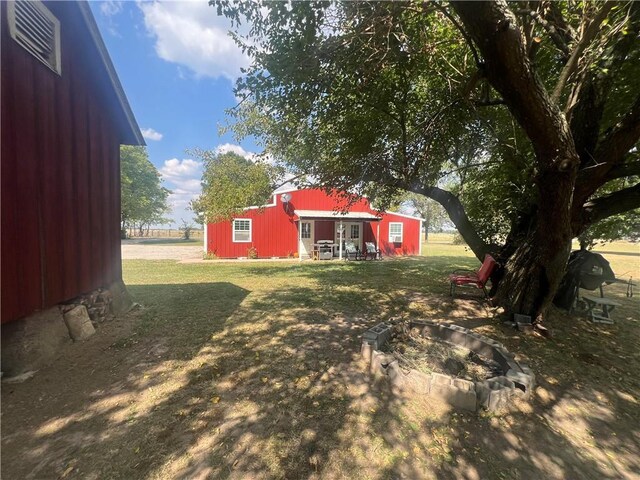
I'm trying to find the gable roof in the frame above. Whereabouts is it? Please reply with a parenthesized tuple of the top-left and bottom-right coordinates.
(246, 187, 424, 221)
(77, 2, 144, 145)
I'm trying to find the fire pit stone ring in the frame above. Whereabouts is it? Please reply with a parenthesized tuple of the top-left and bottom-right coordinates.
(361, 320, 535, 412)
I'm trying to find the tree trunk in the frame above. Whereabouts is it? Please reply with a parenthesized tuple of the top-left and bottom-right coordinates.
(495, 165, 576, 321)
(424, 214, 430, 242)
(412, 185, 490, 261)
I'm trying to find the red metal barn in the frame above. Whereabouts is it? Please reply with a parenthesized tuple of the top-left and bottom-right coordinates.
(206, 188, 423, 259)
(1, 0, 143, 324)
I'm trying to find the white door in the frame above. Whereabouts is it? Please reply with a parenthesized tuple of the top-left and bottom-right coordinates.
(335, 222, 362, 251)
(346, 222, 362, 250)
(299, 221, 314, 258)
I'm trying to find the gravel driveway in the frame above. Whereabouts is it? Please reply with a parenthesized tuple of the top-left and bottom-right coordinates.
(121, 242, 203, 261)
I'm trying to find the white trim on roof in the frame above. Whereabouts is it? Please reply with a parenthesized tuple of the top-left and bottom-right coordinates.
(244, 187, 300, 210)
(294, 210, 381, 221)
(385, 210, 425, 221)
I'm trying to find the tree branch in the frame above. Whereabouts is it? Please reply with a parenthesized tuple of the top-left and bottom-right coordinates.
(572, 94, 640, 213)
(434, 3, 482, 68)
(451, 1, 577, 170)
(605, 161, 640, 181)
(410, 184, 490, 261)
(474, 99, 507, 107)
(542, 1, 577, 45)
(582, 182, 640, 227)
(595, 96, 640, 167)
(551, 1, 615, 104)
(518, 9, 570, 56)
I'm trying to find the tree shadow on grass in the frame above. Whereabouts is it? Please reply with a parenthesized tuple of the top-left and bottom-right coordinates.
(2, 260, 638, 479)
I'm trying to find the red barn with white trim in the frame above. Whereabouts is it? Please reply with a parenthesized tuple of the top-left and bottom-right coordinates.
(206, 188, 423, 259)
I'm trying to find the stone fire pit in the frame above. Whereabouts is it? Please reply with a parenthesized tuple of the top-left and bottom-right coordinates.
(361, 320, 535, 412)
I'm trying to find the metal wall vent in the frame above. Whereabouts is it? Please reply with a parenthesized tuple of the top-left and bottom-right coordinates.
(8, 0, 61, 75)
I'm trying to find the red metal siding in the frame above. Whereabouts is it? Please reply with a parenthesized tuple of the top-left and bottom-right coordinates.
(1, 2, 127, 323)
(207, 189, 422, 258)
(314, 221, 334, 243)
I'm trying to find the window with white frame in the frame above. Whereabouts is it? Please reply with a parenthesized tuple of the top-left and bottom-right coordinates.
(8, 0, 62, 75)
(389, 223, 403, 243)
(233, 219, 252, 242)
(350, 224, 360, 239)
(301, 222, 311, 239)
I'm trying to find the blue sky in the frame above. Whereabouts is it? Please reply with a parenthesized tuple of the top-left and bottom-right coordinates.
(90, 1, 258, 226)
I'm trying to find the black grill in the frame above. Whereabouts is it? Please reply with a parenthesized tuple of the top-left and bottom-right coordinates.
(553, 250, 616, 310)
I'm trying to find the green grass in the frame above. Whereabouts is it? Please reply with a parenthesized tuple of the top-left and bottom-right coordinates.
(115, 241, 640, 478)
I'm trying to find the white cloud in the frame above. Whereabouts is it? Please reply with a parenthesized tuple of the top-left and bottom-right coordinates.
(100, 1, 122, 17)
(215, 143, 253, 158)
(141, 127, 163, 141)
(98, 1, 124, 36)
(160, 158, 203, 221)
(138, 1, 250, 81)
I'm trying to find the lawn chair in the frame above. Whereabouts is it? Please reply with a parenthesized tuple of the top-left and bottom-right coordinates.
(344, 241, 363, 261)
(449, 254, 497, 298)
(364, 242, 382, 260)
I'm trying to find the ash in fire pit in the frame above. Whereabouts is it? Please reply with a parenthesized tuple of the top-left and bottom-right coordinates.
(383, 332, 503, 382)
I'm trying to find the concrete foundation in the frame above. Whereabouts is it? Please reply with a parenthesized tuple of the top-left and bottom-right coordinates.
(1, 306, 70, 377)
(1, 280, 133, 378)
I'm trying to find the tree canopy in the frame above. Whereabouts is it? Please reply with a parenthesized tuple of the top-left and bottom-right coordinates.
(190, 150, 281, 222)
(214, 0, 640, 322)
(121, 146, 171, 234)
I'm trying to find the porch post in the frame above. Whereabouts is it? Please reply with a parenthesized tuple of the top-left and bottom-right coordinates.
(203, 216, 208, 253)
(339, 220, 343, 260)
(298, 219, 302, 262)
(376, 223, 380, 248)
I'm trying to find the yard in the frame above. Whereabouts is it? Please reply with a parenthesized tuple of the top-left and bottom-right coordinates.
(2, 238, 639, 479)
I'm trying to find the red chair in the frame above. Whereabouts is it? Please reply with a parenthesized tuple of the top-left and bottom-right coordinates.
(449, 254, 497, 298)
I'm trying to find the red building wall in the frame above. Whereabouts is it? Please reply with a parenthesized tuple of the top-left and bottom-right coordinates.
(1, 2, 132, 323)
(206, 189, 422, 258)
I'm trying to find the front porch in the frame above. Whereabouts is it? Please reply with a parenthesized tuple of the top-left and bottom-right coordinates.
(294, 210, 382, 260)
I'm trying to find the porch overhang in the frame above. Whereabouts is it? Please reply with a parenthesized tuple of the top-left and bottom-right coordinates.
(294, 210, 381, 222)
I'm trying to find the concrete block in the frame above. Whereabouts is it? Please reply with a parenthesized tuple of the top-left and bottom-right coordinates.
(361, 341, 373, 362)
(431, 372, 452, 386)
(475, 381, 491, 408)
(449, 331, 468, 346)
(519, 365, 536, 390)
(431, 383, 477, 411)
(463, 336, 486, 353)
(405, 370, 431, 394)
(453, 378, 475, 392)
(387, 361, 407, 390)
(1, 306, 71, 376)
(506, 370, 534, 393)
(370, 351, 394, 374)
(63, 305, 95, 341)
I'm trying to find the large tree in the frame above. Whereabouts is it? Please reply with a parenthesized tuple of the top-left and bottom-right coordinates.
(190, 149, 281, 222)
(121, 146, 171, 236)
(215, 1, 640, 324)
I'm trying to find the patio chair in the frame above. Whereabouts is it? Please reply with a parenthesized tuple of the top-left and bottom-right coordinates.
(344, 241, 363, 261)
(449, 254, 497, 298)
(363, 242, 382, 260)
